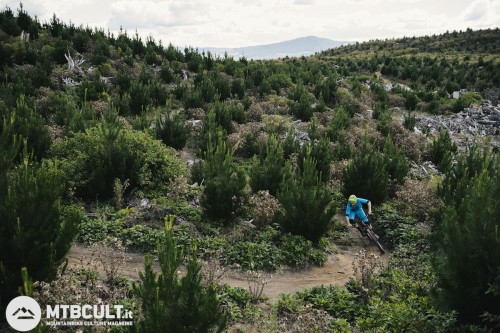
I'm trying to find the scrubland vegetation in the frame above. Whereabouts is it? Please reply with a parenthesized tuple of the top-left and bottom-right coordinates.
(0, 6, 499, 332)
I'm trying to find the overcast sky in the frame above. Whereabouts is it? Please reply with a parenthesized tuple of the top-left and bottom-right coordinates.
(1, 0, 499, 48)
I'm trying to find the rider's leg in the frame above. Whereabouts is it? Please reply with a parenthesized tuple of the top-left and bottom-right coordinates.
(348, 211, 356, 227)
(357, 209, 371, 228)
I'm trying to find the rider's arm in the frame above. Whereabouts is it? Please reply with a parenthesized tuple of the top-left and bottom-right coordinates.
(345, 204, 351, 226)
(367, 201, 372, 215)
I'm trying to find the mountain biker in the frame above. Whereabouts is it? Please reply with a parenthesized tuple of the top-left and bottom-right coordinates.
(345, 194, 372, 236)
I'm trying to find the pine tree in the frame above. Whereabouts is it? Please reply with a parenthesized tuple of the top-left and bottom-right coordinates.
(332, 130, 351, 160)
(132, 216, 227, 333)
(282, 127, 300, 159)
(383, 135, 409, 184)
(277, 155, 335, 244)
(0, 159, 82, 306)
(155, 106, 188, 150)
(292, 90, 313, 121)
(327, 105, 350, 141)
(250, 134, 288, 196)
(433, 146, 499, 327)
(199, 109, 226, 156)
(0, 112, 20, 176)
(343, 139, 389, 204)
(201, 135, 247, 225)
(1, 96, 51, 162)
(429, 129, 457, 172)
(299, 137, 333, 183)
(403, 111, 416, 130)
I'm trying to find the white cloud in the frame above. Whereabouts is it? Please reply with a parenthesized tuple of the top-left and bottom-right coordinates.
(294, 0, 316, 5)
(464, 0, 490, 21)
(461, 0, 500, 28)
(1, 0, 499, 47)
(108, 0, 208, 30)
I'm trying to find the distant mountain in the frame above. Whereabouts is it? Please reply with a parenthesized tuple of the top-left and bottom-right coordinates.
(200, 36, 347, 60)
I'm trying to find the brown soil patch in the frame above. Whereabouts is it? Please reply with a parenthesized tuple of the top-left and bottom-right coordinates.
(67, 227, 388, 300)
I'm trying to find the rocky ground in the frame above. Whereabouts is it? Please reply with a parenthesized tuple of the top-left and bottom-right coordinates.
(415, 100, 500, 149)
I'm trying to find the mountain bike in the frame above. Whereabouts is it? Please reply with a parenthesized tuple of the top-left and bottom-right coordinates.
(352, 217, 385, 254)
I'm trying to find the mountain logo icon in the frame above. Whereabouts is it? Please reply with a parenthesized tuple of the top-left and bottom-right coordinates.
(6, 296, 42, 331)
(12, 307, 36, 319)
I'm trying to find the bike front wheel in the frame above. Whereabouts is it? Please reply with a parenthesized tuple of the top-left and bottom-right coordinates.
(367, 229, 385, 254)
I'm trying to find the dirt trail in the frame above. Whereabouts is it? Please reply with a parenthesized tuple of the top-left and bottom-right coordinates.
(67, 228, 389, 301)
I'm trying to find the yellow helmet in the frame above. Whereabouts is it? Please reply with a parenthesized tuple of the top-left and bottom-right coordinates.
(349, 195, 357, 204)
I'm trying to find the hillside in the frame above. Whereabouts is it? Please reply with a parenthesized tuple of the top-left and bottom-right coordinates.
(0, 5, 499, 333)
(321, 28, 500, 58)
(201, 35, 346, 59)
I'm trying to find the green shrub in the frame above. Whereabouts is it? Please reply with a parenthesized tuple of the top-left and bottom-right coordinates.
(275, 294, 303, 316)
(429, 129, 457, 172)
(155, 107, 188, 150)
(296, 285, 361, 322)
(1, 96, 51, 161)
(453, 91, 482, 112)
(383, 135, 409, 184)
(280, 234, 325, 268)
(314, 75, 338, 105)
(231, 78, 245, 100)
(433, 144, 499, 327)
(201, 136, 247, 225)
(129, 80, 151, 115)
(0, 160, 82, 306)
(221, 240, 282, 271)
(403, 111, 416, 130)
(277, 155, 335, 244)
(216, 284, 258, 323)
(64, 101, 97, 135)
(132, 216, 227, 332)
(372, 205, 424, 250)
(376, 110, 391, 136)
(198, 236, 227, 259)
(51, 112, 187, 200)
(43, 90, 79, 125)
(159, 63, 175, 83)
(280, 234, 311, 268)
(298, 137, 333, 182)
(327, 105, 350, 141)
(282, 127, 300, 159)
(228, 101, 245, 124)
(264, 73, 293, 92)
(343, 140, 389, 204)
(332, 130, 352, 160)
(77, 218, 109, 244)
(243, 132, 261, 158)
(120, 225, 164, 252)
(292, 90, 313, 121)
(404, 91, 418, 111)
(0, 110, 21, 175)
(328, 221, 354, 246)
(212, 101, 233, 133)
(250, 134, 288, 196)
(357, 268, 456, 333)
(78, 73, 107, 101)
(190, 160, 204, 185)
(198, 109, 226, 156)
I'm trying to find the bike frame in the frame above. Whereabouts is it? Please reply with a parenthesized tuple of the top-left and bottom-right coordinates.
(353, 217, 385, 254)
